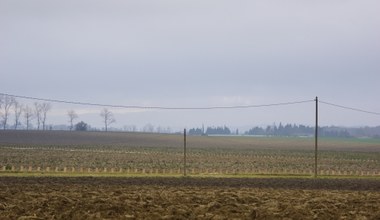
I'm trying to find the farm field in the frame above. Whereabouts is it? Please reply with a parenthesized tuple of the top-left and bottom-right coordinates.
(0, 176, 380, 219)
(1, 131, 380, 219)
(1, 131, 380, 176)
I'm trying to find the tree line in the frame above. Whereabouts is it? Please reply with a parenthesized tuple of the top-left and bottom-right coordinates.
(244, 123, 351, 138)
(0, 95, 116, 131)
(189, 126, 232, 135)
(189, 123, 380, 138)
(0, 95, 51, 130)
(2, 94, 380, 137)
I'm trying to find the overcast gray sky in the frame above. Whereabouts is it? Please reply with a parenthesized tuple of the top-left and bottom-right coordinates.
(1, 0, 380, 130)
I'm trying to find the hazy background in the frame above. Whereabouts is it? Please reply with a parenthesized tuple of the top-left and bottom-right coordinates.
(1, 0, 380, 131)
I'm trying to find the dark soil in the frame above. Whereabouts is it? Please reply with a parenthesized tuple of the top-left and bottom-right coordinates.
(1, 176, 380, 191)
(0, 177, 379, 219)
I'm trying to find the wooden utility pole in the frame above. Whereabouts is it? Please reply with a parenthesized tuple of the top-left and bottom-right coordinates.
(184, 128, 187, 176)
(314, 96, 318, 178)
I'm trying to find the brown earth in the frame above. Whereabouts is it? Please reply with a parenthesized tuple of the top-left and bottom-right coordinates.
(1, 130, 379, 152)
(2, 130, 380, 174)
(0, 177, 380, 219)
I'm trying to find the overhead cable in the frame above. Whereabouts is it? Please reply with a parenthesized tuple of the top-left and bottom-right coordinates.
(319, 100, 380, 116)
(0, 92, 314, 110)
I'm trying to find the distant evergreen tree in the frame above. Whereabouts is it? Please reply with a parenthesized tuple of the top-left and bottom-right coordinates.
(277, 123, 284, 136)
(189, 128, 203, 135)
(245, 123, 353, 138)
(245, 126, 265, 135)
(205, 126, 231, 135)
(75, 121, 88, 131)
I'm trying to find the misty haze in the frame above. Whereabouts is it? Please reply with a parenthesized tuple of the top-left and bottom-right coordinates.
(1, 1, 380, 219)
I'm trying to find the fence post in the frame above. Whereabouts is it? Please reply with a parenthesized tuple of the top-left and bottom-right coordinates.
(314, 96, 318, 178)
(184, 128, 187, 177)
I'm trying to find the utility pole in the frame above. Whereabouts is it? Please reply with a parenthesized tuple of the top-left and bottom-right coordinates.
(314, 96, 318, 178)
(184, 128, 187, 177)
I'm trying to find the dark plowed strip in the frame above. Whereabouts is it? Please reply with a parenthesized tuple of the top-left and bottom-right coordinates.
(1, 176, 379, 191)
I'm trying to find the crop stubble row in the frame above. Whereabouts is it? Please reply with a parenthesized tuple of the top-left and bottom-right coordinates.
(1, 146, 379, 175)
(1, 131, 379, 176)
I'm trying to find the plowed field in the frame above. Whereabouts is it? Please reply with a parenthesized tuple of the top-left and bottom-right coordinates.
(1, 177, 379, 219)
(1, 131, 380, 174)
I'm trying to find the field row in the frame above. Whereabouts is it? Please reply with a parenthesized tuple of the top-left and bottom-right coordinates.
(3, 146, 380, 162)
(1, 147, 379, 173)
(2, 165, 380, 177)
(2, 131, 380, 152)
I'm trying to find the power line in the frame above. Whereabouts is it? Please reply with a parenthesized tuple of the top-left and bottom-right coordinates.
(0, 92, 314, 110)
(319, 100, 380, 116)
(3, 92, 379, 115)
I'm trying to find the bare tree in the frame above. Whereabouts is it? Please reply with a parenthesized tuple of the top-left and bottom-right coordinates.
(67, 110, 78, 131)
(123, 125, 137, 132)
(24, 105, 34, 130)
(143, 123, 154, 133)
(13, 101, 23, 129)
(34, 102, 42, 130)
(156, 126, 171, 134)
(100, 108, 115, 132)
(0, 95, 16, 130)
(40, 103, 51, 130)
